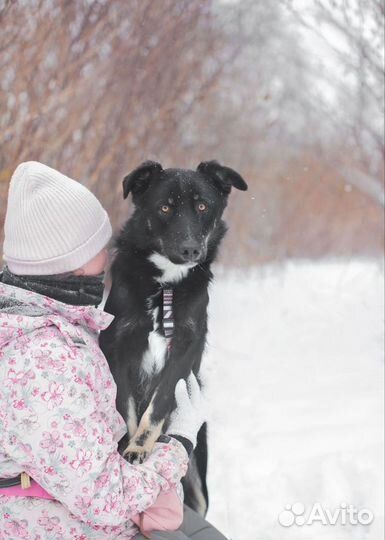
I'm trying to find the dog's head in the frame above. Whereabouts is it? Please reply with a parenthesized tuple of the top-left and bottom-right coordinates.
(122, 160, 248, 265)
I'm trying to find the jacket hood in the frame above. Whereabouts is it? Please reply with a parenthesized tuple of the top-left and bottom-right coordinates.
(0, 282, 113, 349)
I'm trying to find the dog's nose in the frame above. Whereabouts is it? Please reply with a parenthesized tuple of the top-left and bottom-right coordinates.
(179, 241, 202, 263)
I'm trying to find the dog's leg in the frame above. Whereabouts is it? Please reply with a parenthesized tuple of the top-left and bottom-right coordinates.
(127, 396, 138, 440)
(182, 422, 209, 516)
(124, 294, 209, 464)
(124, 391, 165, 464)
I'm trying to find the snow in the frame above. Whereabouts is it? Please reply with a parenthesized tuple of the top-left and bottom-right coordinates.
(203, 259, 384, 540)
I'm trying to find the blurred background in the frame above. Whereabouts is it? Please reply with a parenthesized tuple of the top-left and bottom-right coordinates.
(0, 0, 383, 264)
(0, 1, 383, 539)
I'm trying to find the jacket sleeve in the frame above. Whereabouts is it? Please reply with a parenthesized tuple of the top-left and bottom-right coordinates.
(2, 328, 189, 529)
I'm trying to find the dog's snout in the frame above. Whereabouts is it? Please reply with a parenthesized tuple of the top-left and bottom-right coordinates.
(179, 241, 202, 263)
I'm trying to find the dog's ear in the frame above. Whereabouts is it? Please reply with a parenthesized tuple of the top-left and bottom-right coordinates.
(123, 161, 163, 199)
(197, 160, 248, 194)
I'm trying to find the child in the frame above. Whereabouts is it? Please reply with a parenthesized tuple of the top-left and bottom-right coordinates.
(0, 162, 227, 539)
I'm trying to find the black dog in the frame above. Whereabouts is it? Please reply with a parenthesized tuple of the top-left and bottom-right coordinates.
(99, 160, 247, 515)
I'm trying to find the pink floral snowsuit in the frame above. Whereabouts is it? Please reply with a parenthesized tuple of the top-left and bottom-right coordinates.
(0, 282, 188, 540)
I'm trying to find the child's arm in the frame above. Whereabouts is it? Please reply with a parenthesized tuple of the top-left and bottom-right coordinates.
(2, 329, 188, 529)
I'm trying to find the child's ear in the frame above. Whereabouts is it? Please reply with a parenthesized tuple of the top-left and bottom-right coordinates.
(197, 160, 248, 194)
(123, 161, 163, 199)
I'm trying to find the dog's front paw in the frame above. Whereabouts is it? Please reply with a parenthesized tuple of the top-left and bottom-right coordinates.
(123, 408, 165, 464)
(123, 443, 149, 464)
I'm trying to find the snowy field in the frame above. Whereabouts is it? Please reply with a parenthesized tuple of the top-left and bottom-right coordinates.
(203, 259, 384, 540)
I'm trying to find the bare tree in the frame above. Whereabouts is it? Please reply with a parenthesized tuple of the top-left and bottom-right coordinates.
(0, 1, 226, 219)
(1, 0, 383, 266)
(284, 0, 384, 205)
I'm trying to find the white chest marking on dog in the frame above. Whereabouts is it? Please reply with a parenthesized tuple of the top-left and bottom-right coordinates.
(141, 306, 168, 378)
(148, 252, 196, 284)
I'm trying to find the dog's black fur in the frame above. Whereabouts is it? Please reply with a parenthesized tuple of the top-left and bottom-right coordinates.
(99, 160, 247, 515)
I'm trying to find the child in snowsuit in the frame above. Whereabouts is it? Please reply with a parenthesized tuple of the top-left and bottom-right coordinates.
(0, 162, 227, 540)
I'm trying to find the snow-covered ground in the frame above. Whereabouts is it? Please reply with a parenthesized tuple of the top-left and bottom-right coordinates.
(203, 259, 384, 540)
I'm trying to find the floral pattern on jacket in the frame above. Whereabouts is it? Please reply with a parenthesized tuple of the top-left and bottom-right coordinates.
(0, 283, 188, 540)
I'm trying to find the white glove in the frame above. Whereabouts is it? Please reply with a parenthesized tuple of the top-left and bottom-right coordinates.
(167, 374, 206, 448)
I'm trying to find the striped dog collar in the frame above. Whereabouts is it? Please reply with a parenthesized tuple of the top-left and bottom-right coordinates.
(162, 288, 174, 347)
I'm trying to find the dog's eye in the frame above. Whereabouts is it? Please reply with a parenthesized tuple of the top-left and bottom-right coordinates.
(161, 205, 171, 214)
(197, 202, 208, 213)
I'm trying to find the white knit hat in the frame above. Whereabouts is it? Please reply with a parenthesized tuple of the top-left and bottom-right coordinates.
(3, 161, 112, 275)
